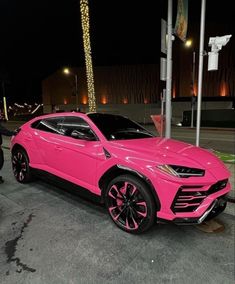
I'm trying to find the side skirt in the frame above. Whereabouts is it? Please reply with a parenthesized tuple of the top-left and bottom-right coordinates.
(32, 168, 102, 204)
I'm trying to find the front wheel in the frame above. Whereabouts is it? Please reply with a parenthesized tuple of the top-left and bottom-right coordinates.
(105, 174, 156, 234)
(12, 148, 33, 183)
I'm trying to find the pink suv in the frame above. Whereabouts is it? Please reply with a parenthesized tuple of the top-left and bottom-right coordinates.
(10, 112, 231, 233)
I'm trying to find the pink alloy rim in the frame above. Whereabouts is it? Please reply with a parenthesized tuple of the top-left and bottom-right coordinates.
(108, 181, 147, 230)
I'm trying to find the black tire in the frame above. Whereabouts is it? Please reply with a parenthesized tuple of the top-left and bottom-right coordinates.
(105, 174, 156, 234)
(12, 148, 33, 183)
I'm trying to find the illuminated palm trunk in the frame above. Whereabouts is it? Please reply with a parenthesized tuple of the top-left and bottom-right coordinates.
(80, 0, 96, 112)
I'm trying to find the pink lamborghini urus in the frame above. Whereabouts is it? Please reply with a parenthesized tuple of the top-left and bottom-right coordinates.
(10, 112, 231, 233)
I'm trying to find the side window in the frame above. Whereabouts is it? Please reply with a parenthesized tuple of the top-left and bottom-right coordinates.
(31, 120, 41, 129)
(31, 117, 64, 135)
(61, 116, 97, 140)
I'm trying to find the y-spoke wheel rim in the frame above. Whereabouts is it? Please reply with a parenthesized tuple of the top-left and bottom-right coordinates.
(12, 152, 27, 182)
(107, 181, 147, 231)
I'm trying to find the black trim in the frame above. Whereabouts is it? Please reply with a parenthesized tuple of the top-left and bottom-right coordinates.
(32, 168, 101, 203)
(204, 196, 227, 221)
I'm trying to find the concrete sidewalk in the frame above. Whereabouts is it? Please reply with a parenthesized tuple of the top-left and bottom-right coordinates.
(0, 149, 234, 284)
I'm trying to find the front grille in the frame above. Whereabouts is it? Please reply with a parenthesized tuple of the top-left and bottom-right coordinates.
(171, 179, 228, 213)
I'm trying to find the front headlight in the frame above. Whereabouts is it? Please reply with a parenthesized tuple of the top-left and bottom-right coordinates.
(157, 165, 205, 178)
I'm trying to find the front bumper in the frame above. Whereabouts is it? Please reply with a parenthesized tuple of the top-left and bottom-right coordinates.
(172, 195, 227, 224)
(154, 176, 231, 222)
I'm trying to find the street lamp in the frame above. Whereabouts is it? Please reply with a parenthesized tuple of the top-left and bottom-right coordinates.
(63, 68, 79, 111)
(185, 39, 192, 48)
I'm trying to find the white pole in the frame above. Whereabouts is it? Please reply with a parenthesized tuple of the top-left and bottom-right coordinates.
(196, 0, 206, 146)
(160, 89, 166, 137)
(2, 82, 9, 121)
(3, 97, 8, 121)
(165, 0, 173, 139)
(191, 101, 194, 128)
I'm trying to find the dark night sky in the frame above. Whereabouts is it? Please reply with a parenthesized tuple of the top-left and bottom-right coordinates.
(0, 0, 234, 103)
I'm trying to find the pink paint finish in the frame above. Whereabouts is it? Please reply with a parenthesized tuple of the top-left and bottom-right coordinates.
(11, 112, 231, 226)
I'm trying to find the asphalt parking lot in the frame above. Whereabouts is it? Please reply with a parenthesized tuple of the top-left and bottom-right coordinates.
(0, 123, 235, 284)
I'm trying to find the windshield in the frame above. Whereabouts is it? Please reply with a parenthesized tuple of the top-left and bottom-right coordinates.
(88, 113, 156, 141)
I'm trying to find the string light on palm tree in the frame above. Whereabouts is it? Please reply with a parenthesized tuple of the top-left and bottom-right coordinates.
(80, 0, 96, 112)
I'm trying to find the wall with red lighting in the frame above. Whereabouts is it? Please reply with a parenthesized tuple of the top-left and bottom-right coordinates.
(42, 63, 234, 116)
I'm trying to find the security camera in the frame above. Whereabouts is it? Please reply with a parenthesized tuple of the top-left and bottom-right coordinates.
(208, 35, 232, 51)
(208, 34, 232, 71)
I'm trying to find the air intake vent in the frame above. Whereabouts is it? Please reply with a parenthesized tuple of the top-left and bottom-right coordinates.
(171, 179, 228, 213)
(207, 179, 228, 195)
(171, 186, 205, 213)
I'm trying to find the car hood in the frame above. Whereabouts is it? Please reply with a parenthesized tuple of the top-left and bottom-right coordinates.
(108, 137, 226, 170)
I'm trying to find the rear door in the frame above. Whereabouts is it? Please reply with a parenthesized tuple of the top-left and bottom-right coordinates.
(31, 116, 65, 168)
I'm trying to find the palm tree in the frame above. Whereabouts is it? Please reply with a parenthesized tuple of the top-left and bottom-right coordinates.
(80, 0, 96, 112)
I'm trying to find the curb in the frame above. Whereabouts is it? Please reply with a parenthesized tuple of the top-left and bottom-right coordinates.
(176, 126, 235, 132)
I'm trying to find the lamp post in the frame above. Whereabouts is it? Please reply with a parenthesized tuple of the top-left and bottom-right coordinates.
(63, 68, 79, 111)
(190, 51, 196, 128)
(185, 39, 196, 128)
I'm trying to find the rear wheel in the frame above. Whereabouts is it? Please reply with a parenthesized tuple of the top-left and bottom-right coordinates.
(105, 174, 156, 234)
(12, 148, 33, 183)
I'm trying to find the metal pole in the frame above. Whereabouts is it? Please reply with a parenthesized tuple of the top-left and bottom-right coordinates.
(165, 0, 173, 139)
(196, 0, 206, 146)
(161, 89, 166, 137)
(190, 101, 194, 128)
(192, 51, 196, 88)
(75, 74, 79, 111)
(191, 51, 196, 128)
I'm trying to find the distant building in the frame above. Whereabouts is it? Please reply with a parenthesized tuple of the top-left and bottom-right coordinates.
(42, 64, 160, 110)
(42, 63, 234, 123)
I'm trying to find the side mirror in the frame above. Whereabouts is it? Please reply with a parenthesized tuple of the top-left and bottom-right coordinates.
(71, 130, 95, 141)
